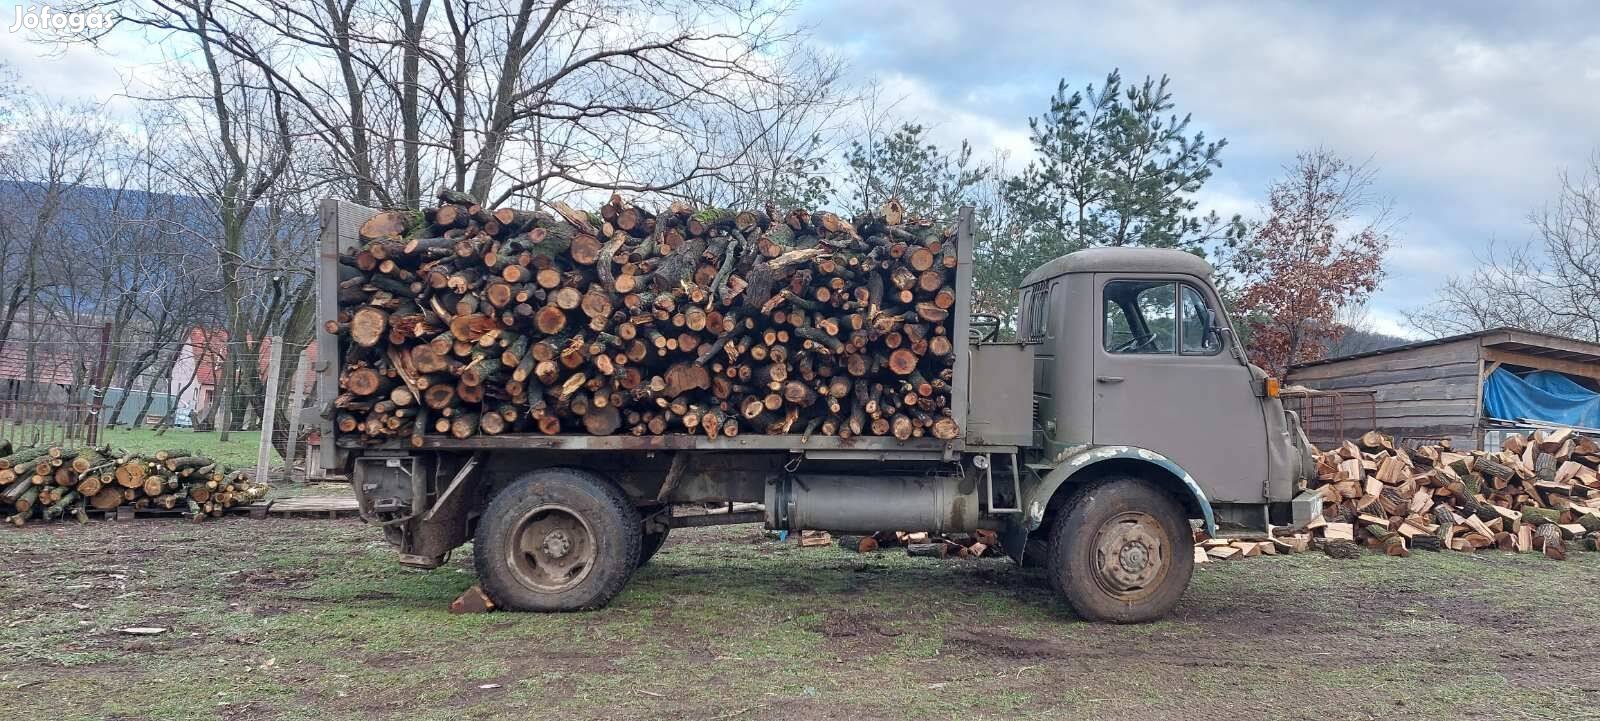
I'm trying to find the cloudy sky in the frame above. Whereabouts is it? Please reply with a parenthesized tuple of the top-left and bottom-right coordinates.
(801, 0, 1600, 337)
(4, 2, 1598, 338)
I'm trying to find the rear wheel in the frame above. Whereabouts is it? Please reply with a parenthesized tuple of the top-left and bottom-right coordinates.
(1047, 476, 1193, 623)
(474, 468, 641, 611)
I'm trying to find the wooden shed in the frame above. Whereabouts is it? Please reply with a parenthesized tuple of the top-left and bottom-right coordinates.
(1285, 327, 1600, 450)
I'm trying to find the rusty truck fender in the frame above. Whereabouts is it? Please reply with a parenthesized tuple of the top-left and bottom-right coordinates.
(1001, 444, 1217, 564)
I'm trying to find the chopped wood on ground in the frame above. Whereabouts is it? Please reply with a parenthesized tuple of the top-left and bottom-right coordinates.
(0, 441, 267, 526)
(1197, 427, 1600, 561)
(330, 191, 960, 442)
(808, 529, 1003, 559)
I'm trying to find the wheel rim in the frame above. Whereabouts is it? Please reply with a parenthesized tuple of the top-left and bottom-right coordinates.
(507, 504, 596, 594)
(1090, 511, 1169, 602)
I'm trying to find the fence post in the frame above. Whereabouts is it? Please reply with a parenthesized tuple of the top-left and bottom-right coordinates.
(283, 347, 306, 484)
(256, 336, 284, 483)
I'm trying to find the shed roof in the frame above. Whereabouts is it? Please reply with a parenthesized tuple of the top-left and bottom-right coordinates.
(0, 344, 85, 385)
(1290, 327, 1600, 370)
(1020, 247, 1214, 287)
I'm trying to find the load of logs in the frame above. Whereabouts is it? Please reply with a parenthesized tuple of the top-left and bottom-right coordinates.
(0, 442, 267, 525)
(330, 191, 961, 442)
(1198, 427, 1600, 561)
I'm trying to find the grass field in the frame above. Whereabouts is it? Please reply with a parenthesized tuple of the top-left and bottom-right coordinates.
(97, 428, 279, 469)
(3, 516, 1598, 721)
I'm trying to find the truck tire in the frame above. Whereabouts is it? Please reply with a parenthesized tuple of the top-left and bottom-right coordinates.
(1046, 475, 1193, 623)
(474, 468, 642, 611)
(638, 527, 670, 567)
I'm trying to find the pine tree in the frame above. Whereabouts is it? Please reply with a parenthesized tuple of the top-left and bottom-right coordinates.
(999, 70, 1242, 285)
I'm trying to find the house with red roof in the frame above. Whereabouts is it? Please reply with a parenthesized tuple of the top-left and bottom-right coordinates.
(172, 328, 317, 423)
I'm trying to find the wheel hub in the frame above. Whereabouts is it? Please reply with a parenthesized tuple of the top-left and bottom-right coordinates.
(508, 505, 596, 594)
(542, 530, 573, 558)
(1093, 512, 1168, 600)
(1118, 542, 1150, 574)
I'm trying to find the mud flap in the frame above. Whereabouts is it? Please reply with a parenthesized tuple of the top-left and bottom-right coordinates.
(1001, 517, 1031, 565)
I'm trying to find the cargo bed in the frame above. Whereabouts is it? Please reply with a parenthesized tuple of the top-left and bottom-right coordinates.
(314, 201, 1004, 467)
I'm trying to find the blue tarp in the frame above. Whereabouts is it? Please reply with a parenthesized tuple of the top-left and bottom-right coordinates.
(1482, 367, 1600, 428)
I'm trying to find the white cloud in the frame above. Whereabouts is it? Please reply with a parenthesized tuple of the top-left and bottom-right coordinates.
(1, 31, 164, 111)
(872, 72, 1034, 161)
(805, 0, 1600, 323)
(1365, 306, 1423, 340)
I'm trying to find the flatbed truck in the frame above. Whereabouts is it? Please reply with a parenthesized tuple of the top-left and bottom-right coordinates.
(315, 201, 1315, 622)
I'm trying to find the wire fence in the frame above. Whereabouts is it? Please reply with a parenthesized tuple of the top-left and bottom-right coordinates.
(0, 319, 111, 447)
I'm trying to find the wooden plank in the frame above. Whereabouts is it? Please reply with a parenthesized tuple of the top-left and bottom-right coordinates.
(1291, 362, 1480, 391)
(1294, 377, 1480, 402)
(1369, 402, 1480, 419)
(1366, 382, 1481, 403)
(1286, 340, 1480, 380)
(267, 496, 360, 512)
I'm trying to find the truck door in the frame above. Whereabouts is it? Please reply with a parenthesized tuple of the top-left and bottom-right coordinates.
(1091, 275, 1269, 503)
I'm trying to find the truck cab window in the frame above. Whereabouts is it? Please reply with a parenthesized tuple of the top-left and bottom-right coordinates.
(1103, 280, 1175, 354)
(1020, 285, 1047, 342)
(1180, 285, 1222, 355)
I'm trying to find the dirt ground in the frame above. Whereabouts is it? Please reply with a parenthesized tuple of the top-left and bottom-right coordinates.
(2, 516, 1598, 721)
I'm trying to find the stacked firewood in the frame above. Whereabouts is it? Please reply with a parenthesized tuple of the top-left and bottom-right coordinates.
(812, 529, 1003, 559)
(330, 192, 960, 442)
(0, 442, 267, 525)
(1202, 428, 1600, 561)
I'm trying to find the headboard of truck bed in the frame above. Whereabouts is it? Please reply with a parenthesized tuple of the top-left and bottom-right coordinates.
(315, 199, 378, 473)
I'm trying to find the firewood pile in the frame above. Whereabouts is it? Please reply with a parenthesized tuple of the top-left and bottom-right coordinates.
(0, 442, 267, 525)
(803, 529, 1003, 559)
(1198, 428, 1600, 561)
(330, 191, 961, 443)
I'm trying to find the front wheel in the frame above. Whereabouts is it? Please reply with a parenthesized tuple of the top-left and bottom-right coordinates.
(1047, 476, 1194, 623)
(474, 468, 642, 611)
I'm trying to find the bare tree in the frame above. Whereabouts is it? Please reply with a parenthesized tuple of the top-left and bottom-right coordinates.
(1409, 151, 1600, 342)
(123, 2, 310, 440)
(676, 45, 856, 209)
(96, 0, 823, 210)
(0, 98, 115, 346)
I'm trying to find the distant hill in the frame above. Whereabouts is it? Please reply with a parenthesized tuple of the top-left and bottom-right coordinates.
(0, 180, 313, 320)
(1325, 327, 1410, 357)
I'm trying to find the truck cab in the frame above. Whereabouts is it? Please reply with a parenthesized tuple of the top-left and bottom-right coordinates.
(1016, 248, 1311, 526)
(977, 247, 1313, 621)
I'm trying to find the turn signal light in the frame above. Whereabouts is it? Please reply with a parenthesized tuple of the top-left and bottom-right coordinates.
(1264, 378, 1281, 398)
